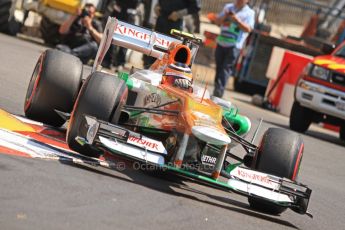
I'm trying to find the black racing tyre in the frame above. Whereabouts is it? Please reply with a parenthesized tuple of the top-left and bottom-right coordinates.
(24, 49, 83, 127)
(40, 17, 61, 46)
(248, 128, 304, 215)
(67, 71, 128, 158)
(289, 101, 313, 133)
(0, 0, 12, 33)
(340, 124, 345, 141)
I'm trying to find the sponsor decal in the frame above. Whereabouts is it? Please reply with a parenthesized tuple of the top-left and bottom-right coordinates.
(227, 180, 292, 203)
(144, 93, 161, 107)
(237, 169, 271, 184)
(100, 136, 165, 164)
(115, 24, 171, 48)
(231, 167, 279, 190)
(127, 135, 165, 154)
(192, 112, 217, 127)
(201, 155, 217, 165)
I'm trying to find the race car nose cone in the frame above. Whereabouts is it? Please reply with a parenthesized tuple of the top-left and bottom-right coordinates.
(192, 126, 231, 146)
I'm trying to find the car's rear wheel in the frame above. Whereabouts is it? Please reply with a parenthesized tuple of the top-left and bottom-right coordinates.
(248, 128, 304, 215)
(24, 49, 83, 127)
(289, 101, 313, 133)
(67, 71, 128, 158)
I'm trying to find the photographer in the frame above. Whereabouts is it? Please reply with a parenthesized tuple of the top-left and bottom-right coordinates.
(57, 3, 103, 64)
(213, 0, 255, 98)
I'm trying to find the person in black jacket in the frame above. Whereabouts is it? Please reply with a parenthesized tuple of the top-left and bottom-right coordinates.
(102, 0, 139, 70)
(57, 3, 103, 64)
(143, 0, 200, 67)
(154, 0, 200, 34)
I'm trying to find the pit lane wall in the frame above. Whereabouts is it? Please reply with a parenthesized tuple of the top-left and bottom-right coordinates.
(266, 47, 312, 116)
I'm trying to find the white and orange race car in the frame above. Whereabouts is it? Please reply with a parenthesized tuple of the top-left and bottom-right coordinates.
(22, 17, 312, 217)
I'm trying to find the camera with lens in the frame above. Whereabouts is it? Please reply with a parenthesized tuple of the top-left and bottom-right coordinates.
(81, 8, 90, 18)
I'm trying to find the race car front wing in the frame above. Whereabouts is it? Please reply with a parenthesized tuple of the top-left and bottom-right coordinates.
(76, 115, 312, 217)
(75, 115, 167, 165)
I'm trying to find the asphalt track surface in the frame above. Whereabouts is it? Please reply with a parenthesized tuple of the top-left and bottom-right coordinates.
(1, 33, 345, 230)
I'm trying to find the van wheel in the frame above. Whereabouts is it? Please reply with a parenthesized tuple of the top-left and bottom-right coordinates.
(289, 101, 313, 133)
(340, 124, 345, 141)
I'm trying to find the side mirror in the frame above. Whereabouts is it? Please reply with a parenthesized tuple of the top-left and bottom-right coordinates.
(321, 43, 336, 54)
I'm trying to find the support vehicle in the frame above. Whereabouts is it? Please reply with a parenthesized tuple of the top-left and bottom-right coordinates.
(290, 41, 345, 141)
(0, 0, 146, 45)
(0, 0, 102, 43)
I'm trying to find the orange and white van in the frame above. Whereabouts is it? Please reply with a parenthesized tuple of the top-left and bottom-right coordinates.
(290, 41, 345, 140)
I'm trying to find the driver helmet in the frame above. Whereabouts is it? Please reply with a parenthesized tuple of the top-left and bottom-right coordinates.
(162, 62, 192, 86)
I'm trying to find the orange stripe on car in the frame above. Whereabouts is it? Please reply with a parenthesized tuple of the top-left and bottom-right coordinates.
(327, 63, 345, 71)
(314, 59, 336, 65)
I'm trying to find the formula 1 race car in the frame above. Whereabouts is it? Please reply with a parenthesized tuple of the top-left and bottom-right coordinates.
(24, 17, 312, 217)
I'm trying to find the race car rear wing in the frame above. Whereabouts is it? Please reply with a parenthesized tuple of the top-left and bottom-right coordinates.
(92, 17, 200, 72)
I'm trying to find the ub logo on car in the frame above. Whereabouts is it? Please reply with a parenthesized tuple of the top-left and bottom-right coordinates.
(144, 93, 161, 107)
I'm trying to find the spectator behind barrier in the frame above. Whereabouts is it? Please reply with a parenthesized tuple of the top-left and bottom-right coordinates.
(102, 0, 140, 71)
(143, 0, 200, 67)
(212, 0, 255, 98)
(56, 3, 103, 64)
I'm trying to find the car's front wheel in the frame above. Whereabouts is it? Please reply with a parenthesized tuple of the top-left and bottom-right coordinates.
(67, 71, 128, 158)
(248, 128, 304, 215)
